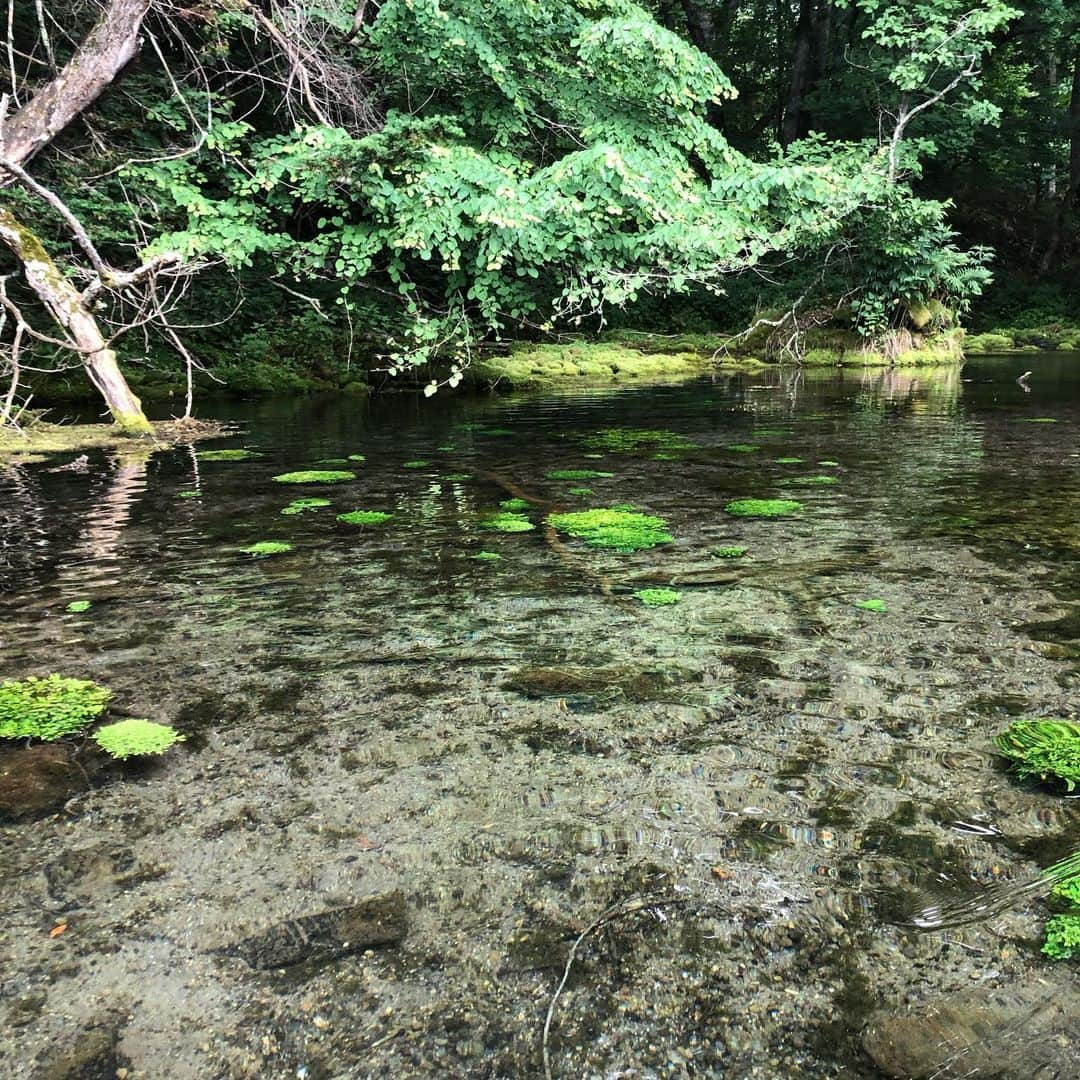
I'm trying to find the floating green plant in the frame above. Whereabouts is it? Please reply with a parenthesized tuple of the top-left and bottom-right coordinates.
(546, 469, 615, 481)
(281, 497, 331, 516)
(436, 445, 455, 452)
(567, 487, 594, 497)
(634, 588, 681, 607)
(273, 470, 355, 484)
(480, 512, 535, 533)
(337, 510, 393, 526)
(65, 600, 92, 613)
(725, 498, 803, 518)
(470, 551, 503, 562)
(0, 675, 111, 741)
(499, 498, 531, 512)
(652, 452, 679, 460)
(316, 457, 349, 465)
(403, 460, 430, 468)
(197, 449, 262, 462)
(93, 718, 184, 760)
(725, 444, 761, 453)
(712, 545, 747, 559)
(1043, 914, 1080, 960)
(242, 541, 293, 556)
(994, 719, 1080, 790)
(348, 454, 367, 462)
(477, 427, 514, 437)
(178, 490, 201, 499)
(547, 508, 673, 552)
(1021, 418, 1059, 423)
(818, 460, 840, 467)
(792, 474, 839, 486)
(582, 428, 695, 453)
(775, 457, 803, 464)
(855, 598, 887, 612)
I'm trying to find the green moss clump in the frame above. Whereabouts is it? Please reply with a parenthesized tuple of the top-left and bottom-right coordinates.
(480, 512, 535, 533)
(0, 675, 111, 741)
(725, 498, 803, 518)
(93, 719, 184, 760)
(994, 720, 1080, 790)
(855, 598, 887, 612)
(792, 474, 839, 486)
(470, 551, 502, 562)
(546, 469, 615, 481)
(1043, 914, 1080, 960)
(712, 545, 747, 559)
(567, 486, 594, 497)
(725, 444, 760, 453)
(436, 445, 455, 452)
(197, 449, 262, 461)
(403, 460, 430, 468)
(499, 498, 531, 511)
(1020, 418, 1059, 424)
(1050, 876, 1080, 909)
(444, 472, 472, 481)
(775, 457, 803, 464)
(177, 490, 201, 499)
(634, 588, 681, 607)
(963, 332, 1016, 354)
(242, 541, 293, 556)
(316, 457, 349, 464)
(348, 454, 367, 461)
(547, 508, 673, 552)
(66, 600, 92, 613)
(281, 497, 331, 515)
(337, 510, 393, 526)
(273, 470, 355, 484)
(582, 428, 695, 453)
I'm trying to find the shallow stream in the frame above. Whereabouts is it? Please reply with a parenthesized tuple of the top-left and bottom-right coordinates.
(1, 355, 1078, 1078)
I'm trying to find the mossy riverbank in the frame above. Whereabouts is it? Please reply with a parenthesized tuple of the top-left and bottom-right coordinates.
(0, 418, 230, 462)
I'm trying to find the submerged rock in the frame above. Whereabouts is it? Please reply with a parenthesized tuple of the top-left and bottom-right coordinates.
(862, 983, 1080, 1079)
(0, 744, 85, 820)
(220, 891, 407, 969)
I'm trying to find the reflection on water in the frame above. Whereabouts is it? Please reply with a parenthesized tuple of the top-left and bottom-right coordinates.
(1, 353, 1078, 1077)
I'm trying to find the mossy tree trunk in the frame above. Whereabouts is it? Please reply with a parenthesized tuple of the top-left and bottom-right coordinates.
(0, 207, 152, 435)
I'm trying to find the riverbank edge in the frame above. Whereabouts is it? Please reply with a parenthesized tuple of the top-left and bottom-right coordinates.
(0, 418, 234, 462)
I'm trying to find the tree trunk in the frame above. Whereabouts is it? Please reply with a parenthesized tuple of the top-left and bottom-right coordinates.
(0, 207, 152, 434)
(1, 0, 154, 433)
(782, 0, 816, 147)
(1, 0, 151, 170)
(1041, 54, 1080, 273)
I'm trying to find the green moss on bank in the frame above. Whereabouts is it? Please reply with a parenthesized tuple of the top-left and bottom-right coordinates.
(0, 418, 231, 460)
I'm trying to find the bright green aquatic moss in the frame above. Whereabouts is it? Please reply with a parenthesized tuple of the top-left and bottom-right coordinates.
(1043, 914, 1080, 960)
(726, 444, 760, 453)
(281, 497, 331, 515)
(348, 454, 367, 462)
(273, 470, 355, 484)
(994, 719, 1080, 790)
(792, 474, 839, 486)
(93, 718, 184, 760)
(712, 545, 748, 559)
(546, 469, 615, 481)
(855, 598, 887, 612)
(480, 512, 535, 533)
(547, 508, 673, 551)
(725, 498, 803, 518)
(470, 551, 503, 562)
(436, 445, 455, 452)
(1051, 876, 1080, 908)
(197, 449, 262, 461)
(403, 460, 430, 468)
(775, 457, 803, 464)
(177, 490, 201, 499)
(66, 600, 91, 613)
(567, 487, 594, 497)
(634, 588, 681, 607)
(582, 429, 695, 453)
(444, 473, 472, 482)
(242, 541, 293, 556)
(316, 458, 349, 465)
(0, 675, 111, 741)
(1020, 418, 1059, 423)
(499, 498, 531, 512)
(819, 460, 840, 467)
(337, 510, 393, 526)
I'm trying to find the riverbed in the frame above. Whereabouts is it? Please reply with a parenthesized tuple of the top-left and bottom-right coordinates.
(1, 355, 1078, 1078)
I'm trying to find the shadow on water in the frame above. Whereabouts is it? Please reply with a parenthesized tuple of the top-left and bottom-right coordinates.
(1, 353, 1078, 1077)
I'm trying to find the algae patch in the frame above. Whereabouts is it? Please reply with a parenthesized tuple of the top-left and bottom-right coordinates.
(546, 469, 614, 481)
(273, 470, 355, 484)
(634, 588, 682, 607)
(547, 508, 673, 552)
(242, 541, 294, 556)
(337, 510, 393, 526)
(281, 498, 332, 516)
(93, 719, 184, 760)
(480, 512, 535, 533)
(0, 675, 111, 741)
(725, 498, 803, 518)
(197, 449, 262, 462)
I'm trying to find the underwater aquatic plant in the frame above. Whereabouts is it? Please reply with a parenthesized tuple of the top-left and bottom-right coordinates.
(242, 541, 294, 556)
(994, 719, 1080, 790)
(634, 588, 681, 607)
(281, 497, 331, 515)
(480, 512, 535, 533)
(348, 454, 367, 462)
(93, 718, 184, 760)
(273, 470, 355, 484)
(444, 473, 472, 482)
(1043, 914, 1080, 960)
(547, 508, 673, 551)
(1021, 418, 1059, 423)
(316, 457, 350, 465)
(855, 598, 888, 612)
(177, 490, 201, 499)
(403, 460, 430, 468)
(197, 449, 262, 461)
(712, 545, 747, 559)
(499, 498, 531, 512)
(819, 460, 840, 467)
(775, 457, 804, 464)
(0, 675, 111, 741)
(582, 429, 695, 453)
(567, 487, 594, 497)
(66, 600, 91, 613)
(725, 444, 760, 453)
(470, 551, 503, 562)
(725, 498, 803, 518)
(792, 475, 839, 486)
(546, 469, 615, 481)
(337, 510, 393, 526)
(1050, 875, 1080, 908)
